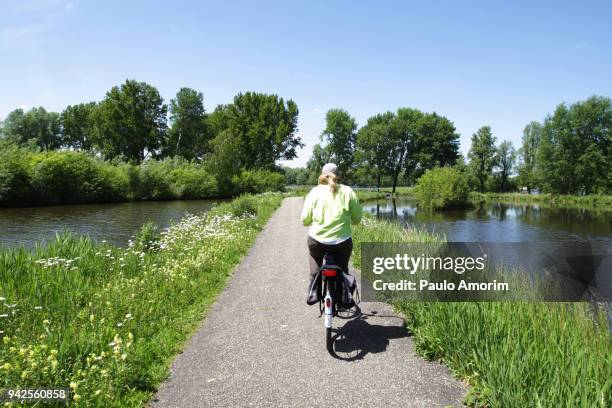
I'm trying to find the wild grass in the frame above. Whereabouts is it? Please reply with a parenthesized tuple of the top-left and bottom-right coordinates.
(0, 193, 283, 407)
(352, 215, 611, 408)
(470, 192, 612, 211)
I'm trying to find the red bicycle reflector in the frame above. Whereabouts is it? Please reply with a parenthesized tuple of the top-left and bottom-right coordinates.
(322, 268, 337, 277)
(325, 298, 332, 308)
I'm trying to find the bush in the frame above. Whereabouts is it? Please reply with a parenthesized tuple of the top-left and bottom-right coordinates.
(229, 194, 258, 217)
(230, 169, 286, 194)
(133, 221, 160, 252)
(136, 161, 178, 200)
(170, 164, 218, 199)
(0, 144, 33, 205)
(414, 166, 470, 210)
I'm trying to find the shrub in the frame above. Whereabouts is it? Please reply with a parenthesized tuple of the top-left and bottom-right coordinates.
(136, 161, 178, 200)
(0, 144, 33, 205)
(229, 194, 258, 217)
(133, 221, 159, 252)
(170, 164, 218, 199)
(414, 166, 470, 210)
(231, 169, 286, 194)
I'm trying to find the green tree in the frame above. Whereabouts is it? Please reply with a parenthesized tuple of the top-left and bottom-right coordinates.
(91, 79, 168, 162)
(390, 108, 423, 194)
(320, 109, 357, 180)
(164, 87, 210, 160)
(60, 102, 97, 150)
(305, 143, 331, 184)
(517, 121, 542, 193)
(209, 92, 302, 170)
(467, 126, 497, 192)
(0, 107, 62, 150)
(537, 96, 611, 194)
(405, 112, 460, 183)
(495, 140, 516, 192)
(355, 112, 397, 190)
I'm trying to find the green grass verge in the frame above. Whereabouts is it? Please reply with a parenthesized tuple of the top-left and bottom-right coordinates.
(470, 192, 612, 211)
(0, 193, 283, 407)
(287, 185, 414, 200)
(351, 215, 611, 408)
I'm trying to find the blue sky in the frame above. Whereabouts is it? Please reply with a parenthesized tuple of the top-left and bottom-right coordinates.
(1, 0, 611, 167)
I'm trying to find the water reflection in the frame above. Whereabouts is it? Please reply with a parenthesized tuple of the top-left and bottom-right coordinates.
(364, 198, 612, 243)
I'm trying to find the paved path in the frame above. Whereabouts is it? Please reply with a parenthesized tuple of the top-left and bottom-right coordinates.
(151, 197, 465, 407)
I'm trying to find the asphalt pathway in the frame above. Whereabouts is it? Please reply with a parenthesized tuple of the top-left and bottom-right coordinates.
(151, 197, 465, 407)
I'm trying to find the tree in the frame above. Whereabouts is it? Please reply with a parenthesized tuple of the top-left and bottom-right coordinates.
(517, 121, 542, 193)
(0, 107, 62, 150)
(305, 143, 332, 184)
(467, 126, 497, 192)
(495, 140, 516, 192)
(60, 102, 97, 150)
(164, 87, 210, 160)
(390, 108, 423, 194)
(91, 79, 168, 162)
(320, 109, 357, 180)
(405, 112, 460, 183)
(537, 96, 611, 194)
(355, 112, 397, 190)
(210, 92, 302, 170)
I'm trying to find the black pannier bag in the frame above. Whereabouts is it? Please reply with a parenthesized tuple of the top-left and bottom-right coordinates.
(306, 268, 359, 308)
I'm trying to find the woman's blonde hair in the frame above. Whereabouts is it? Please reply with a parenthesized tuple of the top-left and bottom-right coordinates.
(318, 172, 339, 193)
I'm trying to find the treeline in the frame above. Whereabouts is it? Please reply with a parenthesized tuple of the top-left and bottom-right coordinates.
(288, 95, 611, 195)
(0, 79, 301, 206)
(286, 107, 461, 193)
(466, 95, 611, 194)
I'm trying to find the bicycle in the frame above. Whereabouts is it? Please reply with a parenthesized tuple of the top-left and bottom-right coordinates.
(318, 254, 360, 354)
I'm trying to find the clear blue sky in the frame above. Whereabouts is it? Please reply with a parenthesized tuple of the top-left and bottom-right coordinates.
(2, 0, 611, 167)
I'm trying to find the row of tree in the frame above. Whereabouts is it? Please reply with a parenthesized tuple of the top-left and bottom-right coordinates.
(300, 108, 460, 193)
(290, 96, 610, 195)
(467, 96, 611, 194)
(0, 80, 303, 176)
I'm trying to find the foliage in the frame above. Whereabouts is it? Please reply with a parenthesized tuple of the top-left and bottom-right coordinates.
(0, 194, 283, 406)
(494, 140, 516, 192)
(536, 95, 611, 194)
(61, 103, 98, 150)
(469, 192, 612, 210)
(320, 109, 358, 180)
(132, 221, 160, 252)
(164, 88, 210, 160)
(0, 107, 62, 150)
(467, 126, 497, 193)
(209, 92, 302, 170)
(414, 166, 470, 210)
(91, 79, 168, 162)
(352, 216, 611, 408)
(0, 147, 284, 206)
(230, 169, 286, 194)
(516, 121, 541, 193)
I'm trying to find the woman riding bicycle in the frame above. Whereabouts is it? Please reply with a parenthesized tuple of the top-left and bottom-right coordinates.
(300, 163, 362, 290)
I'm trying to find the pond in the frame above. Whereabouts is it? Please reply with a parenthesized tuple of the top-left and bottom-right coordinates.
(0, 200, 222, 249)
(363, 198, 612, 243)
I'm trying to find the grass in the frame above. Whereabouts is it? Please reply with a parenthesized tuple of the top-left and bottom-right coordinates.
(0, 193, 283, 407)
(470, 192, 612, 211)
(351, 215, 611, 408)
(287, 185, 414, 200)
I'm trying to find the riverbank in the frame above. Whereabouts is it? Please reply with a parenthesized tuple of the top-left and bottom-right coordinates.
(470, 192, 612, 210)
(351, 216, 611, 407)
(0, 193, 283, 406)
(287, 185, 414, 200)
(0, 146, 285, 207)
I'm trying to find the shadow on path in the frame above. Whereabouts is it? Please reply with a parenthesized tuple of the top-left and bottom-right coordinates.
(330, 310, 410, 361)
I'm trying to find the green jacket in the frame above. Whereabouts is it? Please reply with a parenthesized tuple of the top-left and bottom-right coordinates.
(300, 184, 363, 243)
